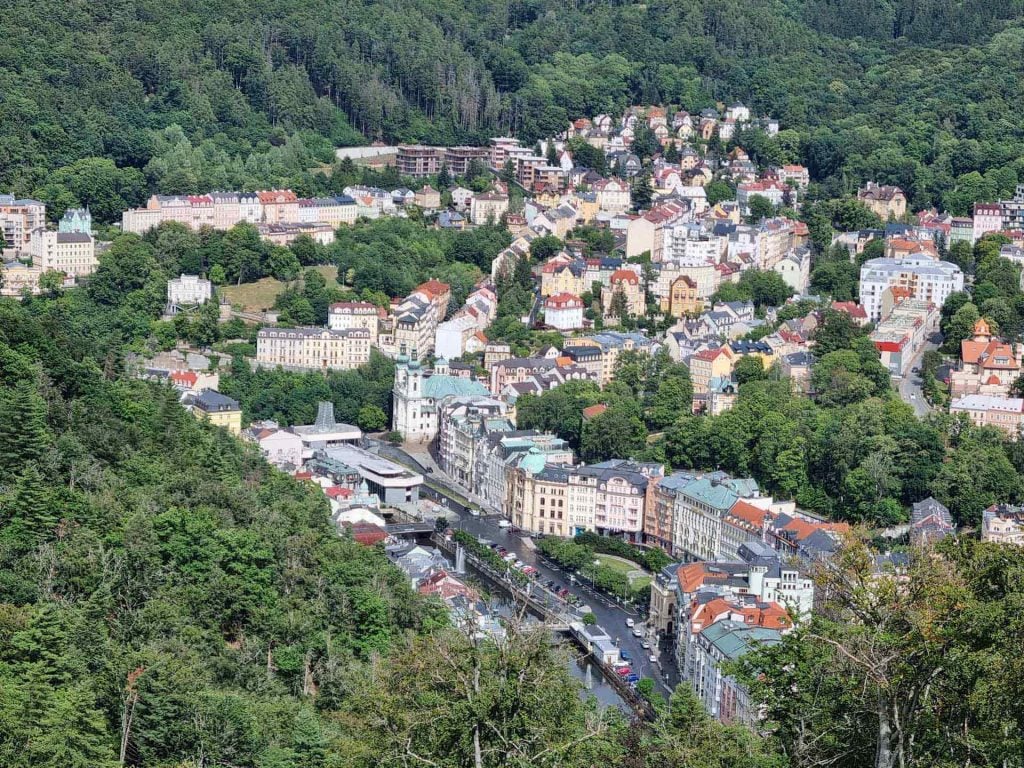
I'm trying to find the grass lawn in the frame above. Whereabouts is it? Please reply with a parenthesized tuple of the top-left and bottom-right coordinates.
(220, 265, 339, 312)
(593, 554, 652, 588)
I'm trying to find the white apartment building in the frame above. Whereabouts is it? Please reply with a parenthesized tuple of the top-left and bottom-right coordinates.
(328, 301, 381, 345)
(663, 224, 725, 264)
(167, 274, 213, 307)
(27, 229, 97, 278)
(858, 256, 964, 322)
(255, 327, 372, 371)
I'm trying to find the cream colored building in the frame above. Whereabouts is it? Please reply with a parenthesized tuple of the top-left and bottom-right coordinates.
(592, 179, 631, 213)
(27, 229, 97, 278)
(256, 327, 372, 371)
(0, 260, 43, 296)
(470, 192, 509, 225)
(328, 301, 382, 345)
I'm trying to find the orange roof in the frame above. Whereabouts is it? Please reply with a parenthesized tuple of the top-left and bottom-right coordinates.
(545, 292, 583, 308)
(961, 339, 987, 365)
(727, 500, 767, 529)
(170, 370, 197, 386)
(257, 189, 297, 204)
(676, 562, 720, 593)
(417, 279, 450, 299)
(582, 403, 608, 420)
(611, 269, 639, 284)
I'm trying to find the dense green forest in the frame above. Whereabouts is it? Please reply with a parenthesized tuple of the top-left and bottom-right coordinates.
(5, 0, 1024, 214)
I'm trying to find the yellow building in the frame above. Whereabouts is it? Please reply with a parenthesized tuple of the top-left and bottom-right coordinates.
(191, 389, 242, 435)
(665, 275, 701, 317)
(540, 259, 585, 297)
(689, 346, 736, 395)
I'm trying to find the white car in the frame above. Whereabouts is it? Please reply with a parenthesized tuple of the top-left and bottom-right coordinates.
(503, 553, 517, 563)
(632, 627, 643, 638)
(640, 640, 650, 649)
(625, 618, 635, 628)
(498, 519, 511, 529)
(649, 654, 658, 663)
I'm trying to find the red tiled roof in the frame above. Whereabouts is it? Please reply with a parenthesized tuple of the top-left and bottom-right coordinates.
(545, 292, 583, 309)
(170, 370, 198, 386)
(582, 404, 608, 420)
(417, 279, 451, 299)
(611, 269, 639, 284)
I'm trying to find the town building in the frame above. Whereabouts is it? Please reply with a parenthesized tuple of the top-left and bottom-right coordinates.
(858, 256, 963, 322)
(0, 195, 45, 250)
(469, 192, 509, 225)
(909, 497, 954, 546)
(27, 230, 97, 278)
(187, 389, 242, 435)
(981, 504, 1024, 546)
(166, 274, 213, 315)
(323, 443, 423, 505)
(391, 357, 490, 441)
(626, 201, 689, 260)
(858, 183, 907, 220)
(0, 259, 43, 297)
(543, 292, 585, 331)
(870, 299, 939, 378)
(665, 275, 702, 317)
(506, 459, 663, 541)
(396, 145, 446, 178)
(950, 318, 1021, 398)
(58, 208, 92, 234)
(436, 396, 509, 490)
(602, 269, 645, 320)
(328, 302, 382, 345)
(950, 395, 1024, 438)
(255, 327, 372, 371)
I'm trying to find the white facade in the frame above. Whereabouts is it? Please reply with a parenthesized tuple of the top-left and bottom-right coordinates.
(771, 249, 810, 294)
(543, 294, 584, 331)
(859, 257, 964, 322)
(27, 229, 97, 278)
(167, 274, 213, 306)
(328, 302, 380, 345)
(256, 327, 372, 371)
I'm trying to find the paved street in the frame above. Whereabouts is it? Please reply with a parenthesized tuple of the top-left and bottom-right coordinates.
(455, 513, 681, 697)
(378, 440, 682, 699)
(897, 332, 942, 417)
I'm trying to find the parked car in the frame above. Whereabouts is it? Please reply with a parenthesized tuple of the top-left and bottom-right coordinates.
(498, 519, 511, 529)
(649, 654, 658, 663)
(626, 674, 640, 683)
(620, 651, 632, 661)
(616, 666, 632, 677)
(625, 618, 635, 628)
(612, 659, 630, 669)
(632, 627, 643, 638)
(640, 640, 650, 649)
(558, 588, 570, 598)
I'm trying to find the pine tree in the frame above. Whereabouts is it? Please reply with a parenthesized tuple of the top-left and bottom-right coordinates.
(0, 383, 51, 480)
(3, 464, 57, 547)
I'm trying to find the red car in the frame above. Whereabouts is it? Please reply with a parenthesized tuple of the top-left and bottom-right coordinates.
(616, 666, 632, 677)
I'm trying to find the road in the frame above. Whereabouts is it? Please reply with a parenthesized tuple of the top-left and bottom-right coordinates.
(380, 441, 681, 698)
(897, 331, 942, 417)
(456, 513, 681, 697)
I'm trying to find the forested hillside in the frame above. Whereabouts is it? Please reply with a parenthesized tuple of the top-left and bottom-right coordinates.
(4, 0, 1024, 213)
